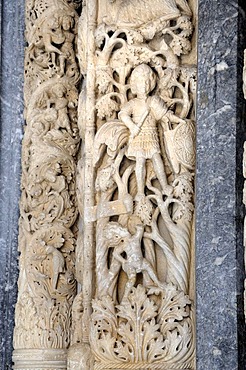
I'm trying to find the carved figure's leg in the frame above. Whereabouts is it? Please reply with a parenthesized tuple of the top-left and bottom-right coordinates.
(51, 52, 56, 67)
(122, 271, 136, 302)
(152, 153, 173, 195)
(142, 259, 165, 289)
(135, 156, 146, 200)
(59, 55, 65, 76)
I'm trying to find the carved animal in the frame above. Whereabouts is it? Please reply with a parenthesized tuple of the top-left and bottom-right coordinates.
(103, 0, 181, 27)
(104, 222, 165, 301)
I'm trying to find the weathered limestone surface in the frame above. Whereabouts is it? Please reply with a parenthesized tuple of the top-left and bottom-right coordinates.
(12, 0, 81, 369)
(196, 0, 246, 369)
(0, 0, 245, 369)
(70, 0, 197, 369)
(0, 0, 25, 368)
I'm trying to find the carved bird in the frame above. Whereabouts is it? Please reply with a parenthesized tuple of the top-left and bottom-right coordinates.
(111, 0, 181, 28)
(45, 245, 65, 290)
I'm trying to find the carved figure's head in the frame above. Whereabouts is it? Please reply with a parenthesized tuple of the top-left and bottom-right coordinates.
(51, 83, 66, 98)
(104, 222, 130, 246)
(62, 15, 74, 31)
(47, 15, 59, 30)
(130, 64, 156, 96)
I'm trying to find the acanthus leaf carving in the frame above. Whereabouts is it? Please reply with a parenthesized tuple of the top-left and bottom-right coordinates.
(90, 284, 194, 368)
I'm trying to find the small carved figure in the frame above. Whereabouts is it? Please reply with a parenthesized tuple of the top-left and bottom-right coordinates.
(119, 64, 183, 200)
(59, 15, 76, 76)
(48, 84, 72, 134)
(43, 16, 65, 67)
(104, 222, 164, 301)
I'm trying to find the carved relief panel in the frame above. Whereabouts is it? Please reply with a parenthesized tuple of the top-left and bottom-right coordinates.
(74, 0, 197, 368)
(13, 0, 197, 369)
(13, 0, 81, 368)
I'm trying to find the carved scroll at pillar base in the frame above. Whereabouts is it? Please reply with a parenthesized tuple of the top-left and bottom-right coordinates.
(12, 349, 67, 369)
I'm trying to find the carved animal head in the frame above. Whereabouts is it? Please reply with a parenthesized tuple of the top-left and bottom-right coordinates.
(104, 222, 130, 245)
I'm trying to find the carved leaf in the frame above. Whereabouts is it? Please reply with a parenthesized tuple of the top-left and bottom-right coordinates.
(96, 95, 120, 119)
(173, 172, 194, 221)
(91, 296, 119, 362)
(158, 284, 191, 333)
(92, 296, 118, 335)
(116, 286, 163, 362)
(163, 319, 193, 361)
(115, 340, 134, 362)
(96, 68, 113, 94)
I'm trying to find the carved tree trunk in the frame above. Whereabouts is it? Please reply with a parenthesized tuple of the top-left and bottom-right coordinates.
(72, 0, 197, 369)
(12, 0, 81, 368)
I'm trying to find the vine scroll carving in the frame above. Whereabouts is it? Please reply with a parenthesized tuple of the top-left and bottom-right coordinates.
(13, 0, 81, 368)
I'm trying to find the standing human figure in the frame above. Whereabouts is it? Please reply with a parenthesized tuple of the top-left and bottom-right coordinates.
(119, 63, 184, 200)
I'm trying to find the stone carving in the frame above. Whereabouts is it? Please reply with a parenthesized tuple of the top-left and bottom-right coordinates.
(13, 0, 81, 369)
(14, 0, 196, 368)
(75, 0, 197, 368)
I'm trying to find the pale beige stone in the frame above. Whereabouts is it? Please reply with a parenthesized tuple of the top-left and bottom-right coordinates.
(14, 0, 197, 369)
(13, 0, 81, 369)
(74, 0, 197, 368)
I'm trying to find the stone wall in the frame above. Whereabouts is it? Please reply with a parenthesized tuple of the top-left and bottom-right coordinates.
(196, 1, 246, 368)
(0, 0, 25, 369)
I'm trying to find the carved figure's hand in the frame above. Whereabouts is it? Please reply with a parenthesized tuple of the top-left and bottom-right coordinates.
(130, 124, 140, 138)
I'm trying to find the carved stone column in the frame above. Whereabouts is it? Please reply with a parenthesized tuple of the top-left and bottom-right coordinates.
(12, 1, 81, 368)
(71, 0, 197, 368)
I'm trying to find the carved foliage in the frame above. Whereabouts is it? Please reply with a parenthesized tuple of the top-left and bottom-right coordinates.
(25, 0, 80, 104)
(78, 0, 196, 367)
(91, 285, 194, 367)
(14, 0, 81, 351)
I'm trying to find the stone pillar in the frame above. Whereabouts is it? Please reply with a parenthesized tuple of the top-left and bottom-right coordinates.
(12, 1, 81, 369)
(71, 1, 197, 369)
(196, 0, 246, 369)
(0, 0, 25, 368)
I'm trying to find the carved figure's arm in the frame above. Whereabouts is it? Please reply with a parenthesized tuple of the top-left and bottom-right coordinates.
(166, 110, 186, 124)
(112, 244, 126, 265)
(134, 224, 144, 240)
(118, 103, 140, 137)
(43, 33, 63, 55)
